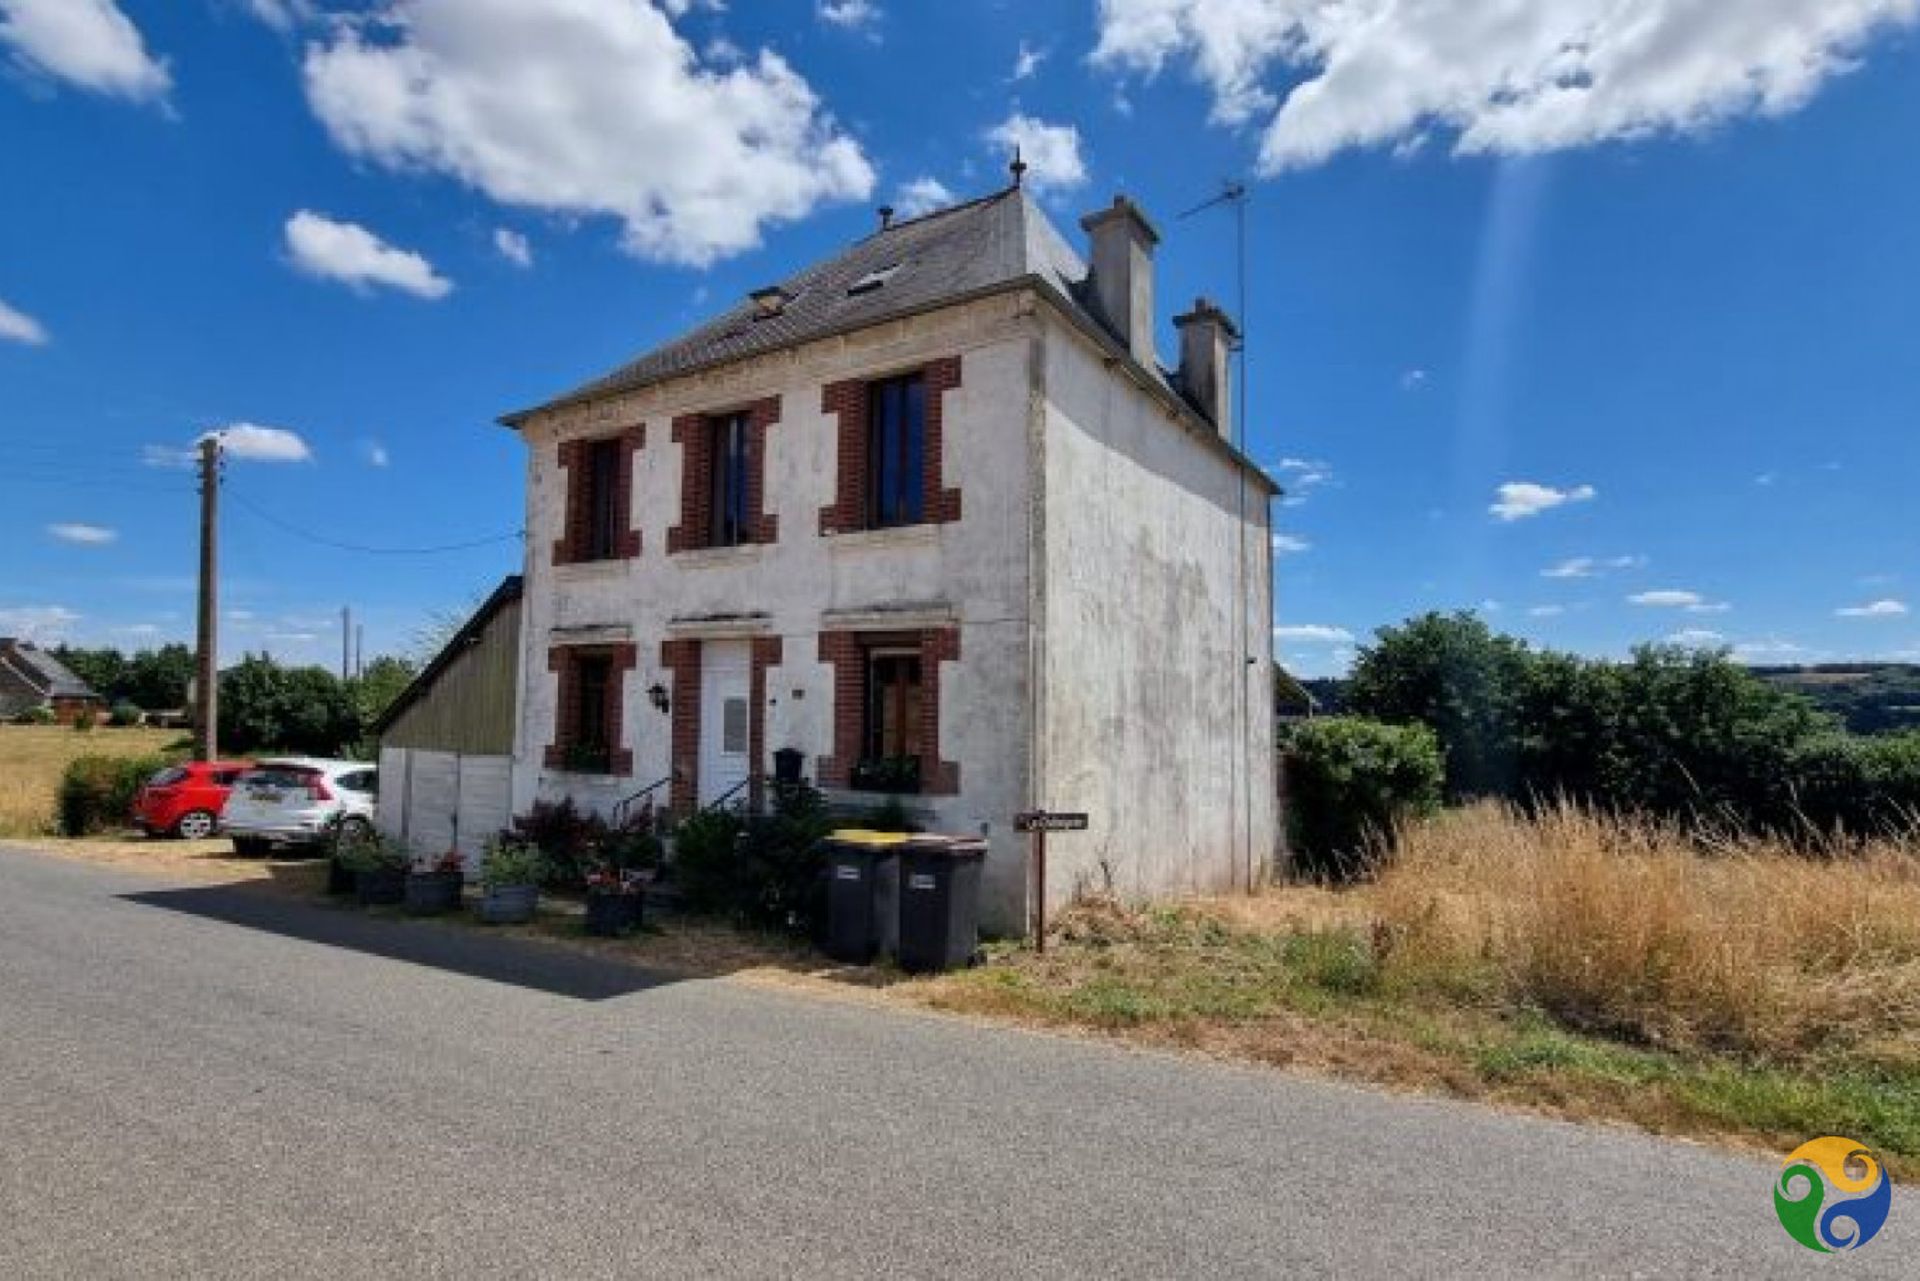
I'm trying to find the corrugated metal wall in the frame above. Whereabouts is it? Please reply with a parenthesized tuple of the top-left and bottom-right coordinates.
(381, 597, 521, 755)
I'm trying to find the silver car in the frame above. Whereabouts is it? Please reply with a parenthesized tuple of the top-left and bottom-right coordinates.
(220, 758, 378, 856)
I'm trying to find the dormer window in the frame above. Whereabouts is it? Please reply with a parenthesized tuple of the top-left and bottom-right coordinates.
(750, 286, 793, 318)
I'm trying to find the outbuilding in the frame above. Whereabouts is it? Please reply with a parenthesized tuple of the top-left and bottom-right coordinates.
(372, 576, 522, 870)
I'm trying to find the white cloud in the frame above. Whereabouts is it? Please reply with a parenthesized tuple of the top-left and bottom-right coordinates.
(285, 211, 452, 299)
(47, 522, 115, 545)
(301, 0, 873, 268)
(1665, 628, 1726, 647)
(893, 176, 955, 219)
(1527, 605, 1565, 618)
(817, 0, 879, 30)
(0, 604, 79, 640)
(1837, 598, 1909, 618)
(0, 0, 170, 102)
(1629, 589, 1729, 614)
(363, 440, 390, 468)
(1012, 39, 1046, 81)
(1271, 456, 1334, 505)
(1399, 367, 1428, 390)
(240, 0, 315, 32)
(986, 112, 1088, 194)
(0, 295, 48, 345)
(204, 422, 313, 463)
(1490, 481, 1595, 522)
(1735, 637, 1806, 659)
(1542, 553, 1645, 579)
(141, 443, 195, 469)
(1271, 532, 1310, 555)
(493, 227, 533, 268)
(1089, 0, 1919, 174)
(1274, 624, 1353, 643)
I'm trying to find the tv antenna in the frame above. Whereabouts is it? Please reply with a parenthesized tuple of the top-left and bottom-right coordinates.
(1178, 179, 1248, 451)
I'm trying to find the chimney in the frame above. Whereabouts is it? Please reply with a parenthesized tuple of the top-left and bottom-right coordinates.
(1174, 296, 1237, 434)
(1079, 195, 1160, 368)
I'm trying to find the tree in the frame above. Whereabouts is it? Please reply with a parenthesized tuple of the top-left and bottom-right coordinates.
(123, 644, 194, 710)
(1347, 611, 1531, 801)
(219, 654, 362, 756)
(349, 654, 417, 728)
(52, 646, 127, 701)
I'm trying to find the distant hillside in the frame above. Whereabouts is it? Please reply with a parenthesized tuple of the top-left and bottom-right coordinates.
(1281, 665, 1920, 736)
(1750, 664, 1920, 736)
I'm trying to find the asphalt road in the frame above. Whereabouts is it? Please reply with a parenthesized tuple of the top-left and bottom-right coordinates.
(0, 847, 1906, 1278)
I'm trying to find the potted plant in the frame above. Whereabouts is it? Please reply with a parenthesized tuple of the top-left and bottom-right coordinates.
(405, 848, 465, 916)
(477, 837, 547, 924)
(338, 835, 409, 907)
(583, 862, 650, 937)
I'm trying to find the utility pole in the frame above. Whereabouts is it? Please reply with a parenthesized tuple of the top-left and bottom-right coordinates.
(354, 623, 364, 680)
(341, 606, 352, 682)
(194, 436, 220, 762)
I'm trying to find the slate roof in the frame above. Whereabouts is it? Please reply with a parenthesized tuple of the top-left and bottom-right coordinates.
(504, 186, 1091, 422)
(0, 640, 100, 700)
(500, 183, 1277, 496)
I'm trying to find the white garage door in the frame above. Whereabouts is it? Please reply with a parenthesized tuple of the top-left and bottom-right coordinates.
(406, 751, 459, 857)
(455, 756, 512, 870)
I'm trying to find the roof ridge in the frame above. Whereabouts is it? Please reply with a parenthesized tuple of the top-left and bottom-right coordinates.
(856, 184, 1017, 243)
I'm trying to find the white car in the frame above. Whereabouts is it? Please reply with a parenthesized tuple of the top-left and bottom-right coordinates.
(221, 758, 379, 856)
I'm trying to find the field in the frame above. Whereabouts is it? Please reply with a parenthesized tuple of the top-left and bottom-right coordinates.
(916, 804, 1920, 1173)
(0, 724, 184, 837)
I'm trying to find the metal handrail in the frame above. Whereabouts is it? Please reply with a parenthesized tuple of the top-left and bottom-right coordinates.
(702, 773, 770, 814)
(612, 774, 674, 827)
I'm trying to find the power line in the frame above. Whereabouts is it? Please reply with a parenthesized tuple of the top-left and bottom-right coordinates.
(224, 485, 523, 556)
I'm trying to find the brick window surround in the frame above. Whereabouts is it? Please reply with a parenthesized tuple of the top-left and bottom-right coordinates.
(817, 356, 963, 536)
(553, 426, 644, 567)
(544, 643, 636, 776)
(816, 627, 960, 795)
(668, 396, 781, 554)
(660, 635, 786, 815)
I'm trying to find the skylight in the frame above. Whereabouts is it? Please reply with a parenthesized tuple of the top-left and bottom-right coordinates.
(847, 264, 902, 296)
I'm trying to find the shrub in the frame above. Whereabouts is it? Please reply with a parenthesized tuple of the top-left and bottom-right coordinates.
(71, 707, 97, 732)
(668, 808, 746, 915)
(1283, 717, 1443, 881)
(509, 797, 606, 888)
(334, 832, 409, 873)
(479, 838, 547, 890)
(107, 702, 143, 728)
(863, 794, 919, 833)
(14, 705, 55, 725)
(58, 753, 177, 836)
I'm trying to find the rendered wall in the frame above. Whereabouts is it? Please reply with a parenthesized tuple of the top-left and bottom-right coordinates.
(1034, 308, 1278, 907)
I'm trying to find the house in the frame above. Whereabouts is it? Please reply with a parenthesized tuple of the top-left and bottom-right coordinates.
(372, 576, 522, 867)
(0, 638, 104, 724)
(500, 180, 1279, 932)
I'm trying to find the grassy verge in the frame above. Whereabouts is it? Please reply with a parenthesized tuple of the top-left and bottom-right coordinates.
(0, 725, 184, 837)
(914, 805, 1920, 1176)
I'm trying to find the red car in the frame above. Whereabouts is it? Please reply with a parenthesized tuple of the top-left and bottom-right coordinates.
(132, 760, 255, 840)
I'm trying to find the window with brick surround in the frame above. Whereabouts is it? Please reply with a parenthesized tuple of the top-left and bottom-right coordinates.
(669, 397, 780, 554)
(867, 375, 925, 528)
(545, 644, 636, 776)
(819, 356, 963, 536)
(817, 628, 959, 796)
(553, 428, 642, 566)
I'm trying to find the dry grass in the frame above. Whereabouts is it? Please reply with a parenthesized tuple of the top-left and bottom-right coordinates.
(0, 725, 183, 837)
(1372, 803, 1920, 1061)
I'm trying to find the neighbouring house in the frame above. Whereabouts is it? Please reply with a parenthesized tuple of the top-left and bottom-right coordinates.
(372, 576, 522, 867)
(500, 180, 1279, 932)
(0, 638, 105, 724)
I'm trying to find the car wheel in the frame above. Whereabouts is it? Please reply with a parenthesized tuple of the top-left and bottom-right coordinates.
(335, 816, 374, 845)
(174, 810, 216, 841)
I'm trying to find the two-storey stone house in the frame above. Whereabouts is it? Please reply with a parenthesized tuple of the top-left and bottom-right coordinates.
(501, 182, 1278, 932)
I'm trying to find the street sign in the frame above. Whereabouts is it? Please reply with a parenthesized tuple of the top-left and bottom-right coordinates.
(1015, 811, 1089, 833)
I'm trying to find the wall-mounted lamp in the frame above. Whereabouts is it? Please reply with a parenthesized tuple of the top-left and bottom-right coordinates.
(647, 682, 670, 715)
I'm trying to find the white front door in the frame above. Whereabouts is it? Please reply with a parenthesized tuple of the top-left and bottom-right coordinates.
(698, 640, 752, 807)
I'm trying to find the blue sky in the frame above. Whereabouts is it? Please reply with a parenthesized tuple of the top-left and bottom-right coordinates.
(2, 1, 1918, 678)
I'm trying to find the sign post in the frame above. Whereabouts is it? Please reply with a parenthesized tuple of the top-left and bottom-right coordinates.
(1014, 810, 1089, 953)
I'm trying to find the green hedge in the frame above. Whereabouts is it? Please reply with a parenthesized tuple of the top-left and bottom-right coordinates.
(1284, 718, 1443, 881)
(58, 753, 178, 836)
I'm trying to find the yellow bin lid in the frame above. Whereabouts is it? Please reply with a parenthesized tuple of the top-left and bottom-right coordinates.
(828, 829, 913, 847)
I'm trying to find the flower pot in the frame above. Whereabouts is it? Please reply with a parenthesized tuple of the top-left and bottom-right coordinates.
(326, 856, 356, 896)
(404, 871, 463, 916)
(356, 865, 407, 907)
(585, 890, 644, 937)
(478, 883, 539, 925)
